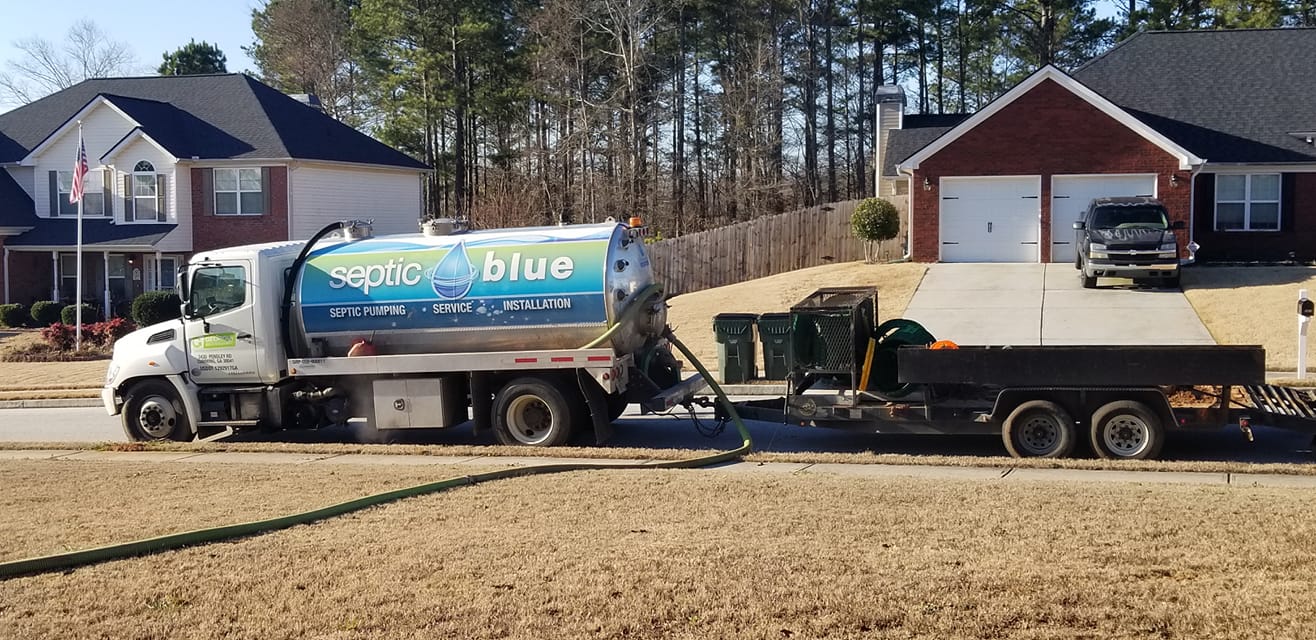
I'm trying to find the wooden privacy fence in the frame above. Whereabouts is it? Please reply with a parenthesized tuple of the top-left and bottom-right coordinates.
(647, 199, 908, 295)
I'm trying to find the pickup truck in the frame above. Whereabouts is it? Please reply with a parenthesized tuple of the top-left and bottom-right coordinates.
(1073, 196, 1183, 289)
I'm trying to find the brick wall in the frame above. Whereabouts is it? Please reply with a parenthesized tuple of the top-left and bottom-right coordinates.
(6, 249, 51, 305)
(909, 78, 1189, 262)
(1194, 172, 1316, 261)
(190, 166, 289, 254)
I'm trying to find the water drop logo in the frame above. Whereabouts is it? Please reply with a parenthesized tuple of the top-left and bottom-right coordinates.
(431, 242, 478, 299)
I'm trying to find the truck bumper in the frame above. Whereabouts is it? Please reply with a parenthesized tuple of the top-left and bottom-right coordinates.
(1085, 260, 1178, 280)
(102, 386, 120, 416)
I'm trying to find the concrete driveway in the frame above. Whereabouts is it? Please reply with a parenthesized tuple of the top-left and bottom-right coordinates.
(901, 264, 1215, 346)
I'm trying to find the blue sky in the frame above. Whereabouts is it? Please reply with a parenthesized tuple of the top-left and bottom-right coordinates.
(0, 0, 260, 79)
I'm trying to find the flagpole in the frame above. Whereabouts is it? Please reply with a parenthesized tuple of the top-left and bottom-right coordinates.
(75, 121, 83, 351)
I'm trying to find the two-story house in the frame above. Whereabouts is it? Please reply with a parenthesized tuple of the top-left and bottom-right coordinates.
(0, 73, 429, 317)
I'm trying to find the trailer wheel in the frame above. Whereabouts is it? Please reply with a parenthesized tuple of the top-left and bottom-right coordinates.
(1002, 400, 1077, 458)
(122, 379, 192, 442)
(606, 393, 628, 422)
(492, 378, 575, 446)
(1090, 400, 1164, 460)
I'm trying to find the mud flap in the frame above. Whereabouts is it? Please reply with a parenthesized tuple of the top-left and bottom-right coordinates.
(470, 373, 494, 435)
(577, 370, 614, 444)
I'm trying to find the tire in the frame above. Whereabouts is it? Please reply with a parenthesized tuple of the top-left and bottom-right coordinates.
(1081, 272, 1098, 289)
(122, 379, 192, 442)
(492, 377, 576, 446)
(1002, 400, 1077, 458)
(1089, 400, 1164, 460)
(1166, 275, 1181, 289)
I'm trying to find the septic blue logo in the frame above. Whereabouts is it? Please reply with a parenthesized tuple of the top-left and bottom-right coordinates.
(431, 241, 479, 299)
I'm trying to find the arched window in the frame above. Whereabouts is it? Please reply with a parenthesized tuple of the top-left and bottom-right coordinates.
(130, 160, 162, 222)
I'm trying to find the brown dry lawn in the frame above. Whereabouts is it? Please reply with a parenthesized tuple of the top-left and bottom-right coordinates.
(0, 331, 107, 397)
(2, 459, 1316, 639)
(667, 261, 926, 368)
(1183, 266, 1316, 371)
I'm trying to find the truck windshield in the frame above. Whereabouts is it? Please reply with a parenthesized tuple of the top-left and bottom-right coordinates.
(1090, 206, 1169, 230)
(189, 266, 247, 316)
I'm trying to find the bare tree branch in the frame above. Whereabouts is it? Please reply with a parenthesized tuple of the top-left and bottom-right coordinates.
(0, 19, 137, 107)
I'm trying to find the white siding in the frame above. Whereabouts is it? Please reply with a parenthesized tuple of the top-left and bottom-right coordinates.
(113, 135, 190, 251)
(31, 102, 136, 217)
(289, 164, 422, 238)
(5, 166, 35, 199)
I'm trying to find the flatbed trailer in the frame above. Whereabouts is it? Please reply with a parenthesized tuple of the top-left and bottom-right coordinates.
(725, 287, 1316, 460)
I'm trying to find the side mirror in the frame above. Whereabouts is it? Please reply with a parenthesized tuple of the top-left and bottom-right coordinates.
(1072, 221, 1086, 230)
(1172, 220, 1186, 230)
(181, 300, 194, 319)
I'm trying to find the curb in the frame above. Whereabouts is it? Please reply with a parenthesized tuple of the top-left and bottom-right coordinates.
(0, 398, 103, 409)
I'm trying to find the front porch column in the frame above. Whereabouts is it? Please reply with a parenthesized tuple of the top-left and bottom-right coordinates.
(3, 246, 9, 305)
(50, 251, 58, 301)
(103, 252, 111, 319)
(155, 250, 162, 291)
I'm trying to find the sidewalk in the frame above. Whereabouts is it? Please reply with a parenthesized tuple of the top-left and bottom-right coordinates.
(3, 448, 1314, 489)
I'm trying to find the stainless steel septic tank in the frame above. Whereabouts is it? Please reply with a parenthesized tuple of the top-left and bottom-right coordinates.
(291, 223, 666, 357)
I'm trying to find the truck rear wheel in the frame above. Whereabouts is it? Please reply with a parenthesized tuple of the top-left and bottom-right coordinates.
(122, 379, 192, 442)
(1002, 400, 1076, 458)
(492, 378, 576, 446)
(1089, 400, 1164, 460)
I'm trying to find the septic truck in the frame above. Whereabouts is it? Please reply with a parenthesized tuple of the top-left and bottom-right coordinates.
(103, 220, 700, 444)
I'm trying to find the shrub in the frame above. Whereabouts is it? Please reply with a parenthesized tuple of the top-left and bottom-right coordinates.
(0, 303, 26, 328)
(60, 303, 100, 326)
(851, 198, 901, 263)
(30, 301, 63, 327)
(86, 317, 136, 346)
(132, 291, 183, 326)
(40, 322, 75, 351)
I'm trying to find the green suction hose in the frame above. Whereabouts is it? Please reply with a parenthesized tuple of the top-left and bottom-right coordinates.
(0, 284, 752, 580)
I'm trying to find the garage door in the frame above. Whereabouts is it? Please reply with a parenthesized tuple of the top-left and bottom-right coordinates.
(939, 176, 1041, 262)
(1050, 174, 1157, 263)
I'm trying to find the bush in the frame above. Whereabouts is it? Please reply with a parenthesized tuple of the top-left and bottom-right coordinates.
(60, 303, 100, 326)
(852, 198, 901, 263)
(132, 291, 183, 326)
(40, 322, 76, 351)
(30, 300, 63, 327)
(0, 303, 26, 328)
(86, 317, 136, 346)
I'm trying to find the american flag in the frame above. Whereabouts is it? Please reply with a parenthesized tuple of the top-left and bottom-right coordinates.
(70, 135, 88, 204)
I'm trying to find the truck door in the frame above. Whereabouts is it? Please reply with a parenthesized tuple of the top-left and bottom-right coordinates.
(183, 261, 263, 384)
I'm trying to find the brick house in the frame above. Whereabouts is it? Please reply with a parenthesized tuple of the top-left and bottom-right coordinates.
(878, 28, 1316, 263)
(0, 73, 429, 317)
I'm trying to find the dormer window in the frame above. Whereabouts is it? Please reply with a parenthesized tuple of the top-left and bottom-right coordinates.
(125, 160, 166, 222)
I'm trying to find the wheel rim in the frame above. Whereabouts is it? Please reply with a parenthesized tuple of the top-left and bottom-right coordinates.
(1102, 414, 1149, 457)
(506, 395, 555, 445)
(137, 395, 178, 439)
(1017, 413, 1061, 456)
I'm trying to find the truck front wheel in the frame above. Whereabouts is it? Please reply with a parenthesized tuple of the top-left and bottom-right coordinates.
(122, 379, 192, 442)
(492, 378, 576, 446)
(1002, 400, 1077, 458)
(1089, 400, 1164, 460)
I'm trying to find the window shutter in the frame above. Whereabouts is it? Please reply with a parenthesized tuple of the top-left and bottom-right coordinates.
(1195, 173, 1215, 231)
(156, 174, 168, 222)
(261, 166, 273, 215)
(199, 168, 214, 216)
(123, 174, 135, 222)
(102, 168, 113, 218)
(47, 171, 58, 217)
(1281, 173, 1296, 232)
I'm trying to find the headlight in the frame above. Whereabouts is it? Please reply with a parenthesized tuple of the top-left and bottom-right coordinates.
(1159, 242, 1177, 251)
(1090, 243, 1107, 252)
(105, 363, 119, 385)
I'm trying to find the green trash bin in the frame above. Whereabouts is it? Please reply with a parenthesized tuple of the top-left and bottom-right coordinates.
(713, 313, 758, 383)
(757, 312, 793, 380)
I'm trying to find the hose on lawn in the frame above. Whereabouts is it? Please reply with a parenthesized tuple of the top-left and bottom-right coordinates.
(0, 284, 752, 580)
